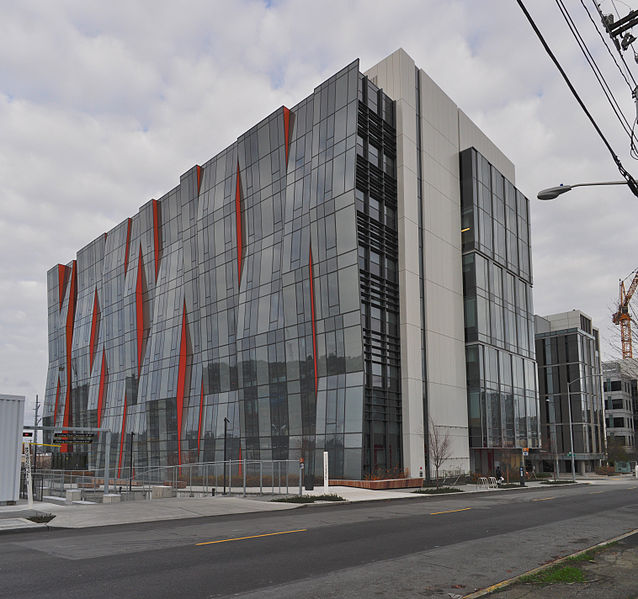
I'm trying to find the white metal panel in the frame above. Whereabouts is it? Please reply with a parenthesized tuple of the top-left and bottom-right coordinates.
(0, 394, 25, 503)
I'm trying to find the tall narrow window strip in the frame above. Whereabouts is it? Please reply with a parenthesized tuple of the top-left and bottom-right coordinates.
(53, 376, 60, 426)
(136, 246, 145, 377)
(235, 163, 243, 283)
(62, 260, 77, 453)
(309, 247, 318, 395)
(197, 377, 204, 454)
(89, 289, 99, 372)
(124, 218, 132, 276)
(176, 302, 189, 465)
(97, 350, 106, 428)
(57, 264, 67, 312)
(196, 165, 203, 195)
(152, 199, 161, 280)
(118, 394, 127, 478)
(283, 107, 291, 166)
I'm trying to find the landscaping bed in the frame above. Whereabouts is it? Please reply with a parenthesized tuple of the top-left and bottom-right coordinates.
(271, 494, 345, 503)
(413, 487, 462, 494)
(331, 478, 423, 490)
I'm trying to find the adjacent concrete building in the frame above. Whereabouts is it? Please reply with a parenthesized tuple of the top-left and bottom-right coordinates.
(535, 310, 605, 474)
(44, 49, 539, 480)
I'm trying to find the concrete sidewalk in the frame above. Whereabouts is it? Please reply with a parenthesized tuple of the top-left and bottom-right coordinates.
(0, 475, 631, 534)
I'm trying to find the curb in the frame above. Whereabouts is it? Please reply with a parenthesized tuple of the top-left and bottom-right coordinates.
(463, 527, 638, 598)
(0, 481, 597, 534)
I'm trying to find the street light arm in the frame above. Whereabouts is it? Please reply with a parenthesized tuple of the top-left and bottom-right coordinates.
(537, 181, 627, 200)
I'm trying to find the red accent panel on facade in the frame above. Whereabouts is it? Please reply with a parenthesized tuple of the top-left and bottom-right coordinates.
(54, 376, 60, 426)
(57, 264, 67, 312)
(235, 163, 243, 283)
(61, 260, 78, 453)
(124, 218, 132, 276)
(176, 302, 188, 466)
(104, 232, 107, 242)
(197, 377, 204, 454)
(118, 394, 127, 478)
(97, 350, 107, 428)
(89, 289, 100, 372)
(196, 165, 202, 195)
(152, 199, 161, 280)
(283, 106, 290, 166)
(136, 246, 145, 377)
(309, 248, 318, 395)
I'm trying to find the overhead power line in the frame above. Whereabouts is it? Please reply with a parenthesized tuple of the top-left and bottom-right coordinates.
(554, 0, 638, 159)
(516, 0, 638, 198)
(588, 0, 637, 90)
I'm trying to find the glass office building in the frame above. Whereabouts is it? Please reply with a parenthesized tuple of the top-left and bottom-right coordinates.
(44, 49, 540, 480)
(535, 311, 604, 473)
(460, 148, 539, 474)
(44, 60, 402, 480)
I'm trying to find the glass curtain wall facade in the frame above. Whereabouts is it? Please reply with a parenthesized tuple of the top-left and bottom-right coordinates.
(355, 78, 401, 475)
(460, 148, 539, 474)
(44, 60, 400, 480)
(536, 312, 605, 473)
(602, 360, 637, 452)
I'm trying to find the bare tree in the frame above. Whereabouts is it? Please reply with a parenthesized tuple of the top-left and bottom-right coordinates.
(427, 417, 452, 488)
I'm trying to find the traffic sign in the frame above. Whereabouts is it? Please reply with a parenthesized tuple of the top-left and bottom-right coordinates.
(523, 447, 529, 456)
(52, 432, 95, 445)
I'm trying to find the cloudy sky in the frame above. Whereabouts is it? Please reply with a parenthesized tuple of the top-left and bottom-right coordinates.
(3, 0, 638, 423)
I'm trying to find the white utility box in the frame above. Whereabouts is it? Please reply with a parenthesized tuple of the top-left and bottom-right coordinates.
(0, 394, 25, 504)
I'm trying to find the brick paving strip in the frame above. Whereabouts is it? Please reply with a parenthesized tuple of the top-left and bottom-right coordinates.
(465, 528, 638, 599)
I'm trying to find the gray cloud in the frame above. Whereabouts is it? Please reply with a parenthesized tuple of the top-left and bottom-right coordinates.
(2, 0, 637, 422)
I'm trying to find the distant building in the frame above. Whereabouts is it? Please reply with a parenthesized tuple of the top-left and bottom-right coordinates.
(535, 310, 604, 474)
(602, 359, 638, 454)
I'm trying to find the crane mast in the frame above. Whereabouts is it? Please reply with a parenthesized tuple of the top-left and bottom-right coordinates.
(612, 270, 638, 359)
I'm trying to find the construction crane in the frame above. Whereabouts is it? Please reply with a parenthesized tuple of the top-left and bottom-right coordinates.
(612, 269, 638, 359)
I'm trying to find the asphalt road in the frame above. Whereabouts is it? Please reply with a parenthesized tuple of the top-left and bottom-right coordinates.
(2, 482, 637, 599)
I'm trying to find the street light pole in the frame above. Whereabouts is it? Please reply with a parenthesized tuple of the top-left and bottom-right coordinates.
(566, 380, 577, 482)
(545, 396, 560, 481)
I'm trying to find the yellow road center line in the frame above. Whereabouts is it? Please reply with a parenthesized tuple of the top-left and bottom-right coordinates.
(196, 529, 307, 546)
(430, 507, 471, 515)
(533, 497, 555, 502)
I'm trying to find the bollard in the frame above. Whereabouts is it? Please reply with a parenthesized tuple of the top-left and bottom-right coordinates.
(299, 459, 304, 496)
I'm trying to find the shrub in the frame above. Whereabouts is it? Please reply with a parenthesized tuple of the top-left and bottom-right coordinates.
(540, 480, 576, 485)
(413, 487, 462, 494)
(363, 466, 409, 481)
(271, 494, 345, 503)
(595, 465, 616, 476)
(27, 513, 55, 523)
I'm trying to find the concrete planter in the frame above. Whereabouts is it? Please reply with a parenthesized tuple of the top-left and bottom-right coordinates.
(331, 478, 422, 490)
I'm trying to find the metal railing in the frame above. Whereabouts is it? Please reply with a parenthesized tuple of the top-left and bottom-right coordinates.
(33, 459, 303, 502)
